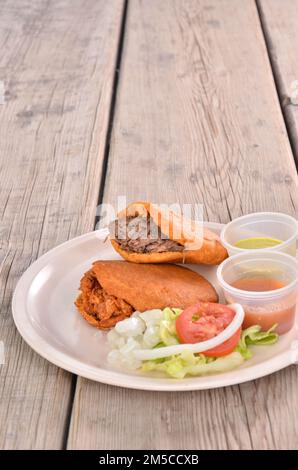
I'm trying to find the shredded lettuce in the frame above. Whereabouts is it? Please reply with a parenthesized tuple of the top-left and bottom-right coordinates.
(108, 307, 279, 379)
(142, 351, 244, 379)
(159, 307, 182, 346)
(142, 319, 279, 378)
(236, 324, 278, 359)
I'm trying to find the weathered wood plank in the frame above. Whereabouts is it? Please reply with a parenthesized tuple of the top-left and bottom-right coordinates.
(0, 0, 124, 449)
(236, 366, 298, 449)
(68, 0, 298, 450)
(258, 0, 298, 164)
(69, 381, 252, 450)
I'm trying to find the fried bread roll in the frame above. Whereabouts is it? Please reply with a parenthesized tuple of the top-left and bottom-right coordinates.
(75, 260, 218, 329)
(110, 201, 228, 265)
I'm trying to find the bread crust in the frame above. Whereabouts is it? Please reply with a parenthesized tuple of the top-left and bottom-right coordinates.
(92, 260, 218, 310)
(75, 260, 218, 328)
(111, 201, 228, 265)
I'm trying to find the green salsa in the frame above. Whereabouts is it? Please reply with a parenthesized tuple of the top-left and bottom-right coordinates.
(235, 237, 282, 249)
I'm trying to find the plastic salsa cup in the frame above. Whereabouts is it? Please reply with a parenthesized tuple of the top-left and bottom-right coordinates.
(220, 212, 298, 257)
(217, 251, 298, 335)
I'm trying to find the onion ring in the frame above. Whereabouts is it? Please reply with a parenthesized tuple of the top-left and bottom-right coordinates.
(133, 303, 244, 360)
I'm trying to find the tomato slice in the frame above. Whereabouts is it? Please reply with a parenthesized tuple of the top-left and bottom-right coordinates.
(203, 327, 242, 357)
(175, 302, 241, 357)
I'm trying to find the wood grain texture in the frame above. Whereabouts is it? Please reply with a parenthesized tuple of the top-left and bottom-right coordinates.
(69, 381, 252, 450)
(236, 366, 298, 449)
(0, 0, 124, 449)
(68, 0, 298, 450)
(258, 0, 298, 164)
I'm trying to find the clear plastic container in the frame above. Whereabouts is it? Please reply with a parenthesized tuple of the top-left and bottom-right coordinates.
(217, 251, 298, 334)
(220, 212, 298, 257)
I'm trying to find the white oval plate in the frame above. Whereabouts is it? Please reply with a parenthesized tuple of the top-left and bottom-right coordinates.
(12, 223, 298, 391)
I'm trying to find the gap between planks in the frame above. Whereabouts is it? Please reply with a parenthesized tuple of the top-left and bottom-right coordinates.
(0, 0, 125, 450)
(62, 0, 130, 449)
(256, 0, 298, 168)
(66, 0, 298, 450)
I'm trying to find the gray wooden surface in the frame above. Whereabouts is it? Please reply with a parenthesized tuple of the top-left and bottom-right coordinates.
(67, 0, 298, 450)
(0, 0, 124, 449)
(258, 0, 298, 164)
(0, 0, 298, 450)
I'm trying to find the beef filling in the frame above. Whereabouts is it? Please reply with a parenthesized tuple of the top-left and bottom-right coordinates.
(111, 215, 184, 253)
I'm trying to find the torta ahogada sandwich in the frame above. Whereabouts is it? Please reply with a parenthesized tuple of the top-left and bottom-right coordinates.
(109, 201, 228, 265)
(75, 260, 218, 329)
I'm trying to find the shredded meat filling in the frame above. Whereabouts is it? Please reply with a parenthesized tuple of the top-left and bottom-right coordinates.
(75, 269, 133, 329)
(111, 215, 184, 253)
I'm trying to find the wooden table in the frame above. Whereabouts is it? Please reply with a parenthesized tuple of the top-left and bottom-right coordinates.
(0, 0, 298, 450)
